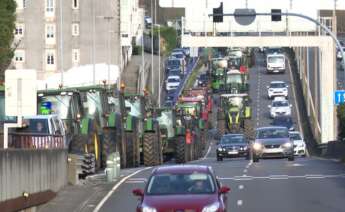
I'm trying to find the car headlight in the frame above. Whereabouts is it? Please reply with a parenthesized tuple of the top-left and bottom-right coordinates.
(253, 142, 262, 151)
(142, 206, 157, 212)
(217, 147, 224, 151)
(243, 146, 248, 150)
(283, 142, 292, 148)
(202, 202, 220, 212)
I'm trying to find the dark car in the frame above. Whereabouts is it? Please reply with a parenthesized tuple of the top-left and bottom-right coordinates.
(166, 59, 181, 72)
(198, 74, 209, 87)
(252, 127, 294, 162)
(133, 165, 230, 212)
(272, 115, 294, 131)
(216, 134, 250, 161)
(167, 68, 182, 77)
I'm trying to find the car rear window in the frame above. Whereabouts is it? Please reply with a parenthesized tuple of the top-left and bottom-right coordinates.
(270, 83, 286, 88)
(146, 173, 216, 195)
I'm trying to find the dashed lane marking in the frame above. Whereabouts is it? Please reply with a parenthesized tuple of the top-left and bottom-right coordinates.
(218, 174, 345, 181)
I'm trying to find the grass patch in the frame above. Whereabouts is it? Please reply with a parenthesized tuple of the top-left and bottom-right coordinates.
(185, 60, 204, 90)
(152, 26, 177, 56)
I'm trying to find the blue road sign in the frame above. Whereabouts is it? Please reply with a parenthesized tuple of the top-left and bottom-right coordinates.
(335, 90, 345, 105)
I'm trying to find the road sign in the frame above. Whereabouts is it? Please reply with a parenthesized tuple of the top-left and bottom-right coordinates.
(334, 90, 345, 105)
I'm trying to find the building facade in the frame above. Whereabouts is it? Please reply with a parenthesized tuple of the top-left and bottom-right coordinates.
(13, 0, 144, 80)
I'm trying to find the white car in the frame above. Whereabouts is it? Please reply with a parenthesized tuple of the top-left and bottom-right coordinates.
(267, 81, 288, 99)
(269, 99, 292, 118)
(289, 131, 306, 157)
(266, 53, 285, 73)
(336, 47, 345, 60)
(165, 75, 181, 91)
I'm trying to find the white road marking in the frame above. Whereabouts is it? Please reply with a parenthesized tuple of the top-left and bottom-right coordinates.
(243, 169, 248, 173)
(93, 167, 152, 212)
(239, 185, 244, 190)
(219, 173, 345, 181)
(237, 200, 243, 206)
(202, 145, 212, 160)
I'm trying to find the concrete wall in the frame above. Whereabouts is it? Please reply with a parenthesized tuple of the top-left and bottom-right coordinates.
(0, 149, 67, 203)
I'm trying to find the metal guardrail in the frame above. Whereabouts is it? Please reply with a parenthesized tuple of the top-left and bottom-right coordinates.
(0, 132, 64, 149)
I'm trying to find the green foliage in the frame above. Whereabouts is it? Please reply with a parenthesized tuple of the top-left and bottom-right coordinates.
(337, 104, 345, 139)
(152, 26, 177, 55)
(0, 0, 16, 78)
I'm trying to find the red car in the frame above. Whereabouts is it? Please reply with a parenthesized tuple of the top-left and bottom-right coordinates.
(133, 165, 230, 212)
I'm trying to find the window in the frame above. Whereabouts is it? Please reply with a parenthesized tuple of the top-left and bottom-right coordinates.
(23, 0, 26, 8)
(46, 24, 55, 38)
(72, 0, 78, 9)
(72, 23, 79, 36)
(47, 52, 55, 65)
(72, 49, 80, 65)
(46, 0, 54, 13)
(15, 24, 24, 37)
(14, 50, 25, 62)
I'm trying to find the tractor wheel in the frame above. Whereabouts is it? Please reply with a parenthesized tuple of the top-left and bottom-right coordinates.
(244, 119, 255, 141)
(125, 132, 136, 168)
(176, 137, 187, 164)
(101, 129, 117, 168)
(218, 119, 227, 136)
(69, 134, 87, 154)
(143, 132, 162, 166)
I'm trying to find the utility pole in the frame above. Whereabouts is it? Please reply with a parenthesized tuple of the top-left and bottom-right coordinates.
(59, 0, 64, 86)
(92, 0, 96, 85)
(151, 0, 154, 93)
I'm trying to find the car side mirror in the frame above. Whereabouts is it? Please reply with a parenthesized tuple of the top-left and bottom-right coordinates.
(219, 186, 230, 194)
(132, 188, 144, 197)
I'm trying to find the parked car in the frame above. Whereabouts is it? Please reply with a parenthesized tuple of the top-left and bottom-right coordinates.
(132, 165, 230, 212)
(197, 73, 209, 87)
(269, 99, 292, 118)
(289, 131, 307, 157)
(165, 75, 181, 91)
(167, 68, 182, 77)
(266, 53, 286, 73)
(252, 127, 294, 162)
(272, 115, 294, 131)
(144, 16, 152, 28)
(216, 134, 250, 161)
(267, 81, 288, 99)
(337, 47, 345, 61)
(166, 59, 182, 72)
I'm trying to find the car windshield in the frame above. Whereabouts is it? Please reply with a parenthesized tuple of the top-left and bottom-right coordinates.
(16, 119, 49, 134)
(169, 71, 180, 76)
(168, 60, 180, 67)
(38, 95, 72, 119)
(290, 133, 302, 140)
(172, 53, 184, 59)
(270, 83, 286, 88)
(256, 128, 289, 139)
(168, 78, 180, 83)
(272, 101, 289, 107)
(268, 56, 285, 64)
(227, 74, 242, 83)
(146, 173, 216, 195)
(221, 135, 245, 144)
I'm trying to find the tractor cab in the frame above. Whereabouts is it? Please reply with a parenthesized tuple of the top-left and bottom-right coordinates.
(225, 68, 249, 94)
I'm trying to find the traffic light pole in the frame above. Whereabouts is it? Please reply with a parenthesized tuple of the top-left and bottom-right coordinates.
(209, 12, 345, 72)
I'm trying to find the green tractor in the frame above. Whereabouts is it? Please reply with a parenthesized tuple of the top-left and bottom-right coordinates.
(217, 94, 252, 136)
(225, 68, 249, 94)
(175, 98, 205, 163)
(211, 58, 227, 92)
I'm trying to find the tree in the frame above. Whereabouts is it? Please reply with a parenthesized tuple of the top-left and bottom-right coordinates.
(0, 0, 16, 80)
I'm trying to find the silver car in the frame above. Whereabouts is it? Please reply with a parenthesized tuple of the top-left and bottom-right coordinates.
(252, 127, 294, 162)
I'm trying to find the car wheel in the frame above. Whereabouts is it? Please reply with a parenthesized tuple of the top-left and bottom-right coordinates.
(288, 156, 295, 161)
(253, 156, 259, 163)
(217, 156, 223, 161)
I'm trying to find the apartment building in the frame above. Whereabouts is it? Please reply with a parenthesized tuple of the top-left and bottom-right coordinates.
(13, 0, 144, 80)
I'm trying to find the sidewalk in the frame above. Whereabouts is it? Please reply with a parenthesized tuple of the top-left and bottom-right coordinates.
(37, 168, 144, 212)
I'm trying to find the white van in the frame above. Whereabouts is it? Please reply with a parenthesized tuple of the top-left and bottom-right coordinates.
(266, 53, 286, 73)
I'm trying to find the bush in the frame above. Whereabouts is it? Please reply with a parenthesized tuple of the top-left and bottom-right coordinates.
(132, 45, 142, 55)
(152, 26, 177, 55)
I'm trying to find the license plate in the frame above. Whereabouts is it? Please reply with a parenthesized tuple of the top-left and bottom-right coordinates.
(264, 148, 282, 153)
(273, 69, 279, 72)
(228, 151, 238, 155)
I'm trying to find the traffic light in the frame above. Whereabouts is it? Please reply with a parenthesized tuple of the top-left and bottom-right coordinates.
(271, 9, 282, 22)
(213, 2, 223, 23)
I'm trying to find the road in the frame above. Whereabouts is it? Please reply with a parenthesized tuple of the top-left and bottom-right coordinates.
(95, 53, 345, 212)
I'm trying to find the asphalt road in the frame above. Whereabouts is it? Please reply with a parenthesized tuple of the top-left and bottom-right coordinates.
(95, 53, 345, 212)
